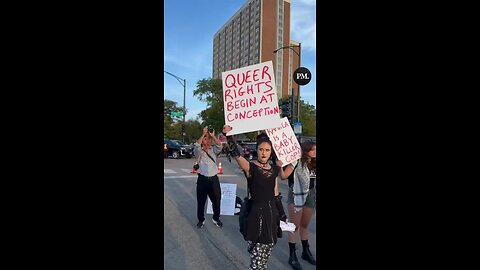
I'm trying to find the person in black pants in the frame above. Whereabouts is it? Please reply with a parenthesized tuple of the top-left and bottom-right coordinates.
(193, 127, 223, 228)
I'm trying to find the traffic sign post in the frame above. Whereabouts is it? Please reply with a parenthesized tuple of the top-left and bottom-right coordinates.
(170, 111, 184, 120)
(293, 122, 302, 135)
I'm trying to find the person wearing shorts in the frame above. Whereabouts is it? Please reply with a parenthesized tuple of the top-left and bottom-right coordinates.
(285, 141, 317, 270)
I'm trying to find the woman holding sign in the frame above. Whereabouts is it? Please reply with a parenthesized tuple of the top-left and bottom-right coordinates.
(285, 141, 317, 269)
(223, 125, 295, 270)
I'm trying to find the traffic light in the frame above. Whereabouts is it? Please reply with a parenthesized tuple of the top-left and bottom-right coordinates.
(181, 125, 185, 136)
(280, 97, 292, 122)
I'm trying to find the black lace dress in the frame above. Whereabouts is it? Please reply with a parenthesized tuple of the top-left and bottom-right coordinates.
(245, 161, 281, 245)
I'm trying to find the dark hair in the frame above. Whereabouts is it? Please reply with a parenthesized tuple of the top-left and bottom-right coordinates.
(256, 137, 272, 149)
(256, 133, 278, 162)
(300, 141, 316, 171)
(256, 132, 268, 141)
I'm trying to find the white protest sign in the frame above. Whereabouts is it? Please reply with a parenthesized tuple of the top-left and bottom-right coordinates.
(222, 61, 280, 136)
(207, 183, 237, 216)
(265, 117, 301, 166)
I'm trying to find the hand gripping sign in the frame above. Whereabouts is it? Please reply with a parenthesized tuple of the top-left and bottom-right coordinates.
(222, 61, 281, 136)
(265, 117, 301, 166)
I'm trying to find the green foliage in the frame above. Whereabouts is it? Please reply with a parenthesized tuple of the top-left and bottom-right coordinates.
(164, 100, 182, 122)
(184, 118, 203, 144)
(191, 78, 316, 138)
(164, 121, 182, 140)
(298, 100, 316, 136)
(193, 78, 225, 133)
(245, 131, 258, 141)
(193, 78, 223, 106)
(164, 99, 185, 140)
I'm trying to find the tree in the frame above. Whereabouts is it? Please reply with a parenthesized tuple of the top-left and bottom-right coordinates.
(193, 78, 259, 141)
(298, 100, 316, 136)
(193, 78, 316, 139)
(164, 99, 184, 140)
(164, 99, 186, 122)
(184, 118, 203, 144)
(193, 78, 225, 133)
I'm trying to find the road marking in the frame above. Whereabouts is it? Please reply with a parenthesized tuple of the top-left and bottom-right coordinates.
(180, 169, 192, 173)
(164, 169, 176, 174)
(164, 175, 237, 179)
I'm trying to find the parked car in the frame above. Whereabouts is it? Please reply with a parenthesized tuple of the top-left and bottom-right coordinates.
(164, 139, 193, 159)
(297, 135, 316, 144)
(239, 142, 257, 160)
(164, 141, 168, 158)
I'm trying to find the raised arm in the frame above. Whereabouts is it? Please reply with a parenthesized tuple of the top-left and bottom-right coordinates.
(197, 127, 208, 145)
(222, 125, 250, 173)
(277, 160, 296, 180)
(234, 155, 250, 173)
(209, 129, 222, 147)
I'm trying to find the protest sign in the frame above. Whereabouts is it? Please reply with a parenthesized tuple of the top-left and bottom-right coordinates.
(207, 183, 237, 216)
(265, 117, 301, 166)
(222, 61, 280, 135)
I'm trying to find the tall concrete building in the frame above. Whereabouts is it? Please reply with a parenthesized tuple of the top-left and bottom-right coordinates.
(212, 0, 300, 100)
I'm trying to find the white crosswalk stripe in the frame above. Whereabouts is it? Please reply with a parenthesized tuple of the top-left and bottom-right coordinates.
(164, 174, 237, 179)
(164, 167, 237, 178)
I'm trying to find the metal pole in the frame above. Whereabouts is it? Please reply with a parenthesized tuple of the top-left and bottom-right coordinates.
(298, 43, 301, 125)
(291, 91, 294, 123)
(272, 45, 302, 124)
(164, 70, 187, 143)
(183, 79, 186, 143)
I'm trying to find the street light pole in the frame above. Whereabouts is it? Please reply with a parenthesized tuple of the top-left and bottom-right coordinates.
(164, 70, 186, 143)
(273, 43, 301, 123)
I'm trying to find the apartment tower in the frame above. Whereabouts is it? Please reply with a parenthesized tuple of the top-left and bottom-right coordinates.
(212, 0, 300, 100)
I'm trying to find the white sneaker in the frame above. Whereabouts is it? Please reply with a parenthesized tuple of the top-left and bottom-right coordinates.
(212, 219, 223, 228)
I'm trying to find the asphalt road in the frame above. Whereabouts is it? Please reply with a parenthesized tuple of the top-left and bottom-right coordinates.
(164, 156, 317, 270)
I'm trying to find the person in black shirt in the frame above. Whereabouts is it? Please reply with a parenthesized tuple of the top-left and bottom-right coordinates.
(223, 125, 295, 270)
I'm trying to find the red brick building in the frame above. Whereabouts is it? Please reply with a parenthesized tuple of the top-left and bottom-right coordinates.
(213, 0, 300, 100)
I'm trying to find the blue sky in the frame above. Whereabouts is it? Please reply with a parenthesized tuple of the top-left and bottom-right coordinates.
(164, 0, 316, 121)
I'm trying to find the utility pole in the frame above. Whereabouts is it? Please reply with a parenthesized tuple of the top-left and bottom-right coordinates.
(273, 43, 301, 123)
(164, 71, 186, 143)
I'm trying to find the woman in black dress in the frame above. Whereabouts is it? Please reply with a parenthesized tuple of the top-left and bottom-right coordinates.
(223, 125, 295, 270)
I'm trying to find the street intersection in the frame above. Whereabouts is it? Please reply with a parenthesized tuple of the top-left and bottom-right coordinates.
(163, 156, 316, 270)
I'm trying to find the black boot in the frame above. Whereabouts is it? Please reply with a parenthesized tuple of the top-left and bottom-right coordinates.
(288, 243, 303, 270)
(301, 240, 316, 265)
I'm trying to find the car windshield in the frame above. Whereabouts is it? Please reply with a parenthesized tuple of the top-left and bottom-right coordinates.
(172, 141, 182, 147)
